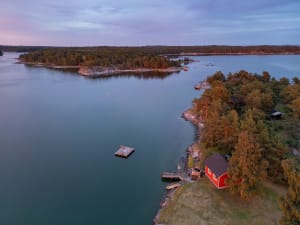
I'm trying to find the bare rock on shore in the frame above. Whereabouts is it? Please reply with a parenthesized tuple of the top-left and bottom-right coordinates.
(182, 108, 205, 129)
(182, 109, 199, 124)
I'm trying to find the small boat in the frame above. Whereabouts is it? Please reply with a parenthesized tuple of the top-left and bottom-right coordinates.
(194, 81, 210, 90)
(201, 81, 210, 89)
(166, 182, 181, 190)
(194, 84, 202, 90)
(183, 66, 188, 71)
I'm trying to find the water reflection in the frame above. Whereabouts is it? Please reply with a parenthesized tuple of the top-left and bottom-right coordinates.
(23, 64, 180, 80)
(84, 71, 180, 80)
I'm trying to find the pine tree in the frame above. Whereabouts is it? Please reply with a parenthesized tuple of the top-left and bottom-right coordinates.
(279, 158, 300, 225)
(202, 100, 223, 148)
(241, 109, 287, 182)
(228, 131, 268, 199)
(192, 96, 210, 120)
(220, 110, 240, 151)
(240, 109, 257, 134)
(289, 97, 300, 119)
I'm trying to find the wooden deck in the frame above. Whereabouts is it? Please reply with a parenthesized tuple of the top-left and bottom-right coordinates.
(114, 145, 135, 158)
(161, 172, 183, 181)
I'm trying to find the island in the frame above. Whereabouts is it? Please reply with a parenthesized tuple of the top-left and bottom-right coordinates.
(18, 45, 300, 77)
(18, 47, 183, 77)
(156, 71, 300, 225)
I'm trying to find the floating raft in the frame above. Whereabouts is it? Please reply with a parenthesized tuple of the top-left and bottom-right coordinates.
(115, 145, 135, 158)
(161, 172, 183, 181)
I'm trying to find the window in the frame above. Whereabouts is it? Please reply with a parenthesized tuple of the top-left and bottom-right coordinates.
(207, 168, 211, 175)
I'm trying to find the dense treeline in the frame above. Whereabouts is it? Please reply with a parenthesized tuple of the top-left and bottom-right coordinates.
(151, 45, 300, 55)
(192, 71, 300, 199)
(11, 45, 300, 55)
(0, 45, 47, 52)
(19, 47, 181, 69)
(18, 45, 300, 69)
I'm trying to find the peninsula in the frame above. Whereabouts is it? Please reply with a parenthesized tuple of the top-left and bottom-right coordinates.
(156, 71, 300, 225)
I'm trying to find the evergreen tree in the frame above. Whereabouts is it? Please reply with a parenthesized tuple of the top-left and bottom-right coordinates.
(207, 71, 225, 83)
(240, 109, 257, 133)
(202, 100, 223, 148)
(281, 85, 300, 104)
(262, 71, 271, 82)
(228, 131, 268, 199)
(279, 158, 300, 225)
(220, 110, 240, 151)
(289, 97, 300, 119)
(241, 109, 286, 181)
(192, 96, 210, 120)
(293, 77, 300, 85)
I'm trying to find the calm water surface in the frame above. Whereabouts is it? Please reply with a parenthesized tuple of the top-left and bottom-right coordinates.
(0, 53, 299, 225)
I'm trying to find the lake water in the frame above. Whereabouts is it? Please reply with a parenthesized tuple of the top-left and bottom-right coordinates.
(0, 53, 299, 225)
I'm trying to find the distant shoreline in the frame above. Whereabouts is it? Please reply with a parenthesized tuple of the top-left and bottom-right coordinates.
(18, 49, 300, 76)
(163, 52, 300, 56)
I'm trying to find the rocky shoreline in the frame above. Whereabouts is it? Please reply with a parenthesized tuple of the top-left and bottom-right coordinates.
(182, 108, 204, 128)
(153, 108, 203, 224)
(19, 61, 182, 76)
(78, 66, 182, 76)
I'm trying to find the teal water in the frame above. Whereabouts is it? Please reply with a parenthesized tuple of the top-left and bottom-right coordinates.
(0, 53, 299, 225)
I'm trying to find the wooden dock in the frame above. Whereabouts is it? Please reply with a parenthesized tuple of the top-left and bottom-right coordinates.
(114, 145, 135, 158)
(166, 182, 181, 190)
(161, 172, 183, 181)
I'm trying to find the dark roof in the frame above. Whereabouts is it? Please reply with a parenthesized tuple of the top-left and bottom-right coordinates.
(205, 153, 228, 177)
(271, 111, 283, 116)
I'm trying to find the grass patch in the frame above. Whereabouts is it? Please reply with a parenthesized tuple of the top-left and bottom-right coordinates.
(187, 154, 194, 168)
(158, 179, 286, 225)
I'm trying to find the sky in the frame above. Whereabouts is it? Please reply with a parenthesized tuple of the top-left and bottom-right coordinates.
(1, 0, 300, 46)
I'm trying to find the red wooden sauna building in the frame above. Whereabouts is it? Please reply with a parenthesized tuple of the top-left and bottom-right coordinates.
(204, 153, 229, 189)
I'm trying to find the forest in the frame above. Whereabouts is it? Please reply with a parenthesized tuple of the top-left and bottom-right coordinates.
(192, 71, 300, 224)
(19, 47, 182, 69)
(18, 45, 300, 69)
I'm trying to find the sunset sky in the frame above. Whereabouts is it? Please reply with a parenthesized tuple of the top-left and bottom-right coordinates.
(1, 0, 300, 46)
